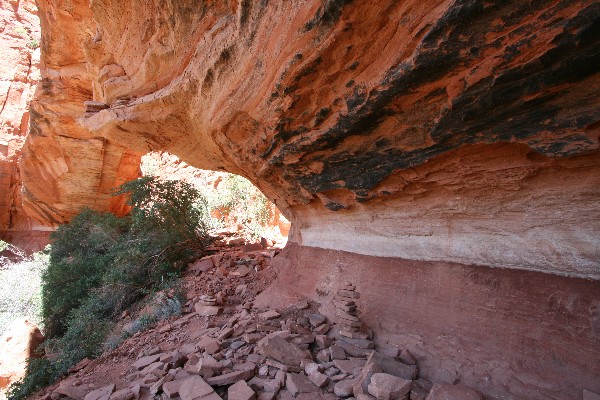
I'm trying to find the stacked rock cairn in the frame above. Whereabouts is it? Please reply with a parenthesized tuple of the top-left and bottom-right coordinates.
(197, 292, 217, 307)
(333, 281, 367, 339)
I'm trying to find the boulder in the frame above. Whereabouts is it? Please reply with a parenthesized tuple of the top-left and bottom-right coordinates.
(256, 336, 307, 367)
(179, 376, 222, 400)
(367, 373, 412, 399)
(0, 319, 44, 391)
(228, 380, 256, 400)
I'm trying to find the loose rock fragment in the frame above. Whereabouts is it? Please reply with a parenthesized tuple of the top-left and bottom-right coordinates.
(367, 373, 412, 399)
(162, 380, 185, 398)
(179, 376, 222, 400)
(256, 336, 307, 367)
(133, 354, 162, 370)
(334, 379, 356, 398)
(84, 385, 115, 400)
(228, 380, 256, 400)
(285, 373, 320, 397)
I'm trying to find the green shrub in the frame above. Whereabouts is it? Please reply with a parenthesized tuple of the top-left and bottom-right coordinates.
(5, 358, 55, 400)
(42, 210, 127, 338)
(0, 245, 48, 335)
(8, 177, 210, 400)
(27, 38, 40, 49)
(198, 174, 271, 238)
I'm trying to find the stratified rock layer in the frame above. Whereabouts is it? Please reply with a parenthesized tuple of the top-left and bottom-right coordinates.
(25, 0, 600, 277)
(20, 0, 141, 226)
(0, 0, 40, 232)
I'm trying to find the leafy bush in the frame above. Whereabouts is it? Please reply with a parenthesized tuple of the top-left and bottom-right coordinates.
(198, 174, 271, 238)
(27, 38, 40, 49)
(5, 358, 54, 400)
(8, 177, 210, 400)
(42, 210, 127, 338)
(0, 244, 48, 335)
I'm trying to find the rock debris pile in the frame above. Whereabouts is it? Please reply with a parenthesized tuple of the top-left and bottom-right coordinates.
(43, 243, 482, 400)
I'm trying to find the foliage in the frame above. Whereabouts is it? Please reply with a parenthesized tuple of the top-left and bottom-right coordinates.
(107, 287, 183, 351)
(198, 174, 271, 239)
(0, 245, 49, 335)
(5, 358, 54, 400)
(13, 27, 28, 37)
(115, 176, 208, 256)
(12, 26, 40, 49)
(27, 38, 40, 49)
(8, 177, 209, 400)
(42, 210, 127, 338)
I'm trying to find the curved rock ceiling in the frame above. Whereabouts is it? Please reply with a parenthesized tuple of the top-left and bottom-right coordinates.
(22, 0, 600, 277)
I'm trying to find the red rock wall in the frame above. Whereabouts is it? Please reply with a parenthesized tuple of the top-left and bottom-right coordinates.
(256, 243, 600, 400)
(18, 0, 142, 226)
(0, 0, 40, 232)
(24, 0, 597, 277)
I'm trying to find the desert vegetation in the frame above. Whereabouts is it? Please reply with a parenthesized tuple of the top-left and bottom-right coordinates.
(140, 152, 276, 241)
(6, 177, 211, 400)
(0, 242, 47, 336)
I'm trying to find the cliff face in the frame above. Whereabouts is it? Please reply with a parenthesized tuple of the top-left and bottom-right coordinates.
(26, 0, 599, 278)
(0, 0, 40, 232)
(20, 0, 141, 227)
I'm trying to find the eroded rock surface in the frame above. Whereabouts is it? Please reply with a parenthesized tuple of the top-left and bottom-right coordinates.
(20, 0, 141, 227)
(24, 0, 600, 277)
(0, 0, 40, 233)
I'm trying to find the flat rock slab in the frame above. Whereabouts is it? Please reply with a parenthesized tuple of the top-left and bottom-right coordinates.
(368, 373, 412, 399)
(189, 258, 214, 273)
(426, 383, 481, 400)
(228, 380, 256, 400)
(584, 391, 600, 400)
(179, 376, 222, 400)
(337, 337, 375, 350)
(55, 382, 95, 400)
(285, 373, 319, 397)
(308, 371, 329, 388)
(256, 336, 307, 367)
(336, 341, 371, 358)
(195, 305, 222, 316)
(84, 384, 115, 400)
(333, 358, 367, 374)
(374, 353, 417, 380)
(248, 377, 282, 393)
(205, 364, 255, 386)
(258, 310, 280, 320)
(132, 354, 162, 370)
(109, 388, 134, 400)
(163, 379, 186, 398)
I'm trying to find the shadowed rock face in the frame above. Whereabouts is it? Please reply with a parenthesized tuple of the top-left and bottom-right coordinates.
(23, 1, 600, 276)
